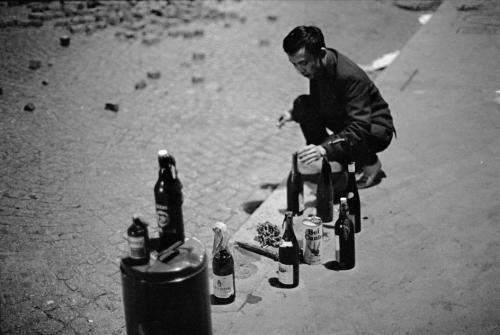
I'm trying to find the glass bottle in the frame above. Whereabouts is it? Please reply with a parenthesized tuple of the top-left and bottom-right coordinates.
(345, 162, 361, 233)
(334, 198, 355, 270)
(212, 222, 235, 304)
(287, 152, 304, 215)
(154, 149, 184, 250)
(316, 157, 334, 223)
(127, 214, 150, 266)
(278, 211, 300, 288)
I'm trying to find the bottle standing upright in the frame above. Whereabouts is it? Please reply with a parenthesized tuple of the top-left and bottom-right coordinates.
(334, 197, 355, 269)
(287, 152, 304, 216)
(212, 222, 235, 304)
(344, 161, 361, 233)
(154, 149, 185, 250)
(278, 211, 300, 288)
(316, 157, 334, 224)
(127, 214, 150, 266)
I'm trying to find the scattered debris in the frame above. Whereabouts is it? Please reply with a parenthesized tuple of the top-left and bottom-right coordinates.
(42, 80, 48, 86)
(359, 50, 400, 72)
(266, 15, 278, 22)
(28, 60, 42, 70)
(147, 71, 161, 80)
(24, 103, 35, 112)
(419, 13, 432, 24)
(60, 35, 70, 47)
(191, 76, 204, 84)
(105, 103, 119, 112)
(192, 52, 206, 61)
(0, 87, 3, 95)
(457, 4, 481, 11)
(135, 80, 147, 90)
(259, 39, 270, 47)
(46, 300, 54, 305)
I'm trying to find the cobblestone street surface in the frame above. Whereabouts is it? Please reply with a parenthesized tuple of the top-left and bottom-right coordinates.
(0, 1, 431, 334)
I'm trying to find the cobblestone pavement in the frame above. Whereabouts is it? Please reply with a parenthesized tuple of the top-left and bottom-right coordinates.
(0, 1, 431, 334)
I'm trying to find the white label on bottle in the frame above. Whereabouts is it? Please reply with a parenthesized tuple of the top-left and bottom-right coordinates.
(213, 274, 234, 298)
(128, 236, 146, 259)
(299, 193, 305, 212)
(335, 235, 340, 263)
(156, 204, 169, 228)
(278, 263, 293, 285)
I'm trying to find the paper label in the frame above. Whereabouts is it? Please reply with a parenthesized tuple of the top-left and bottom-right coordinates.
(156, 204, 169, 228)
(213, 274, 234, 298)
(128, 236, 146, 259)
(278, 263, 293, 285)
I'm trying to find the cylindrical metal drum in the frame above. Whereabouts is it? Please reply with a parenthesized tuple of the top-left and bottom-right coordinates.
(121, 237, 212, 335)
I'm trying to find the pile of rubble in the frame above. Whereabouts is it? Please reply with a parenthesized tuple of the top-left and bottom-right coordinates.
(1, 0, 246, 45)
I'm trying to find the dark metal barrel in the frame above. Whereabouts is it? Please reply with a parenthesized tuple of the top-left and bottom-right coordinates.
(121, 237, 212, 335)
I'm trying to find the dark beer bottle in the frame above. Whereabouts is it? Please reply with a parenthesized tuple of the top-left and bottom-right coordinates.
(334, 198, 355, 270)
(287, 152, 304, 215)
(154, 149, 184, 250)
(345, 162, 361, 233)
(212, 222, 235, 304)
(127, 214, 150, 266)
(316, 158, 334, 224)
(278, 211, 299, 288)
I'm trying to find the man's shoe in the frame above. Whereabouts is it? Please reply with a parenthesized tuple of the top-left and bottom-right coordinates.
(357, 158, 385, 189)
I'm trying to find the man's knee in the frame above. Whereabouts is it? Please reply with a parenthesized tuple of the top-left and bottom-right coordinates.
(292, 94, 313, 122)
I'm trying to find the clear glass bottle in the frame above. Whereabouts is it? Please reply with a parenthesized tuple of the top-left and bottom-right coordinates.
(212, 222, 235, 304)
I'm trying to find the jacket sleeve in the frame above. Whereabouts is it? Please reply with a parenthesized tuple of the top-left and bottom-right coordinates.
(321, 79, 372, 162)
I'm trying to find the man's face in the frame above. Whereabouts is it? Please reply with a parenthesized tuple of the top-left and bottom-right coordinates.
(288, 47, 322, 79)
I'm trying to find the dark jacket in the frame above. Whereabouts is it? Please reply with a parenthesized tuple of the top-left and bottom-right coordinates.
(293, 48, 395, 162)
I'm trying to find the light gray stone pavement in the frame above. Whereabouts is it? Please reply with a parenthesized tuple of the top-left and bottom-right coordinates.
(0, 1, 446, 334)
(215, 0, 500, 334)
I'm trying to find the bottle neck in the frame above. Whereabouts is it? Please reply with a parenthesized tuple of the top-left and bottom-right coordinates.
(158, 162, 178, 180)
(292, 153, 298, 174)
(348, 162, 355, 173)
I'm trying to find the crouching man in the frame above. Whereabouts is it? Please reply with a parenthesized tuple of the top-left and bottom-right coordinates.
(277, 25, 396, 189)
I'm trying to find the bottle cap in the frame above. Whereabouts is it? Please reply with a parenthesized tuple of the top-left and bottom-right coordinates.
(213, 221, 227, 232)
(158, 149, 169, 157)
(348, 162, 355, 172)
(340, 197, 347, 204)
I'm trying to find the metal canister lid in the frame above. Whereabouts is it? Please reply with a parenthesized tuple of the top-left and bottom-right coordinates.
(303, 215, 322, 226)
(121, 237, 207, 283)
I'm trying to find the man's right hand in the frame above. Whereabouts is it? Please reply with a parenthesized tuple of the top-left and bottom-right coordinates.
(276, 110, 292, 128)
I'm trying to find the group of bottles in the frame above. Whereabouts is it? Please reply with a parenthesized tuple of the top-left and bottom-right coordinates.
(126, 149, 185, 266)
(286, 152, 360, 272)
(125, 150, 237, 304)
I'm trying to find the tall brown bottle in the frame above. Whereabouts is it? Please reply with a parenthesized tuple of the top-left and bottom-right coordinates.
(287, 152, 304, 216)
(278, 211, 300, 288)
(212, 222, 235, 304)
(334, 197, 355, 269)
(154, 149, 184, 250)
(316, 158, 334, 223)
(343, 162, 361, 233)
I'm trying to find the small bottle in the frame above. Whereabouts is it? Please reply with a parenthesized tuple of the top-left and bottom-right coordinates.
(287, 152, 304, 216)
(154, 149, 185, 250)
(316, 157, 334, 223)
(212, 222, 235, 304)
(345, 162, 361, 233)
(278, 211, 300, 288)
(127, 214, 150, 266)
(334, 198, 355, 269)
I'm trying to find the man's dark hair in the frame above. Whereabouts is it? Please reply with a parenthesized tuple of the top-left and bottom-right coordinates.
(283, 26, 325, 57)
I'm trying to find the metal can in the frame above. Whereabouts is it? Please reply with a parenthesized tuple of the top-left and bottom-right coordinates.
(302, 216, 323, 265)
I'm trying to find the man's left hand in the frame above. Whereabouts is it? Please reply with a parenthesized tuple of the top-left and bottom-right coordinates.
(297, 145, 326, 165)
